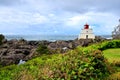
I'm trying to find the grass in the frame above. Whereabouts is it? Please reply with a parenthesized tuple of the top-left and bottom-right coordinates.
(103, 48, 120, 80)
(103, 48, 120, 63)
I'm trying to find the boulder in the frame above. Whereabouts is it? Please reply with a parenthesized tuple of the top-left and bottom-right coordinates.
(27, 41, 39, 46)
(95, 36, 106, 42)
(0, 54, 25, 66)
(0, 49, 8, 56)
(25, 49, 36, 60)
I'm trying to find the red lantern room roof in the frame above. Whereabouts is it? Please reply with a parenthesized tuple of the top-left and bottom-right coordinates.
(84, 23, 89, 29)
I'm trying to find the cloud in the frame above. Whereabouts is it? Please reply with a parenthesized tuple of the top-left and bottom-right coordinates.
(0, 0, 120, 35)
(52, 0, 120, 15)
(0, 8, 49, 24)
(0, 0, 120, 14)
(0, 0, 21, 6)
(64, 12, 119, 34)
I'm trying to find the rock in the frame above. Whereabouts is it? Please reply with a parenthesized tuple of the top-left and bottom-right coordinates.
(0, 34, 103, 67)
(48, 41, 69, 50)
(0, 54, 25, 66)
(2, 39, 7, 43)
(95, 36, 106, 42)
(0, 49, 8, 56)
(0, 41, 34, 66)
(1, 44, 9, 48)
(0, 59, 14, 66)
(81, 40, 89, 47)
(22, 49, 30, 55)
(17, 45, 32, 49)
(18, 39, 28, 45)
(6, 51, 16, 56)
(48, 43, 57, 49)
(27, 41, 39, 46)
(25, 49, 36, 60)
(39, 40, 51, 45)
(8, 39, 18, 44)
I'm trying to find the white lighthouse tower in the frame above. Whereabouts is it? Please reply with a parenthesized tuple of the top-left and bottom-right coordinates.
(78, 23, 95, 40)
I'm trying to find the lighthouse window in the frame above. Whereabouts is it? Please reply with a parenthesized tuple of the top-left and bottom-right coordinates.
(86, 31, 88, 33)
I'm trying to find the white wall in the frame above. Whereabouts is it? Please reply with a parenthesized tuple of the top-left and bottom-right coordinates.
(78, 29, 95, 39)
(80, 29, 93, 34)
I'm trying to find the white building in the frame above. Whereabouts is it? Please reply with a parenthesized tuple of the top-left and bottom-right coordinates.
(78, 24, 95, 40)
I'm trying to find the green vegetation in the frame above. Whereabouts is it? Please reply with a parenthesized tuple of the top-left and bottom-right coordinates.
(0, 34, 4, 45)
(0, 50, 109, 80)
(36, 44, 50, 54)
(103, 49, 120, 80)
(103, 49, 120, 63)
(0, 40, 120, 80)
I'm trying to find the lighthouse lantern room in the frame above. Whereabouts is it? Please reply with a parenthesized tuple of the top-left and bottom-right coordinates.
(78, 23, 95, 40)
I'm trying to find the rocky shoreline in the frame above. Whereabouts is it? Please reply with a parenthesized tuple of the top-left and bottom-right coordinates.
(0, 34, 106, 66)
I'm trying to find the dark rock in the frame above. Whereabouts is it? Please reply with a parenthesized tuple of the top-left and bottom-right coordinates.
(27, 41, 39, 46)
(0, 49, 8, 56)
(39, 40, 50, 45)
(17, 45, 32, 49)
(25, 49, 36, 60)
(1, 44, 9, 48)
(0, 34, 105, 67)
(81, 40, 89, 47)
(0, 59, 14, 66)
(23, 50, 30, 55)
(48, 41, 69, 50)
(0, 54, 25, 66)
(48, 43, 57, 49)
(95, 36, 106, 42)
(2, 39, 7, 43)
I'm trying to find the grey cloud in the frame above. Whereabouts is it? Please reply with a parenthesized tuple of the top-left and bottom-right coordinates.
(0, 0, 120, 15)
(51, 0, 120, 14)
(0, 0, 23, 6)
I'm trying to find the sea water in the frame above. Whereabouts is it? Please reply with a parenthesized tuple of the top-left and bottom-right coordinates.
(5, 35, 78, 41)
(5, 35, 112, 41)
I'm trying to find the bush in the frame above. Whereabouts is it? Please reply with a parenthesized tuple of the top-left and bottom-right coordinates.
(85, 40, 120, 51)
(99, 41, 120, 50)
(38, 50, 109, 80)
(0, 34, 5, 45)
(36, 44, 50, 54)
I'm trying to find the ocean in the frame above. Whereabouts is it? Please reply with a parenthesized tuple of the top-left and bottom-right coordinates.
(5, 35, 112, 41)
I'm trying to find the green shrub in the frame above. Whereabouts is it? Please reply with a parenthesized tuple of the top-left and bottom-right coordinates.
(38, 50, 109, 80)
(36, 44, 50, 54)
(99, 40, 120, 50)
(84, 40, 120, 51)
(0, 34, 5, 45)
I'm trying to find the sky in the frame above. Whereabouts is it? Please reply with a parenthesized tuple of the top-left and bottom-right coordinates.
(0, 0, 120, 35)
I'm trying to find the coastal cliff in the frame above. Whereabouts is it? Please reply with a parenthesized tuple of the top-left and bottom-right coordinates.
(0, 34, 106, 66)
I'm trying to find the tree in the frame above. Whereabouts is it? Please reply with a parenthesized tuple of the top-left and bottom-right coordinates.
(0, 34, 5, 45)
(112, 19, 120, 39)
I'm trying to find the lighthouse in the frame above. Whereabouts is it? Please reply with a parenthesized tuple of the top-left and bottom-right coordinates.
(78, 23, 95, 40)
